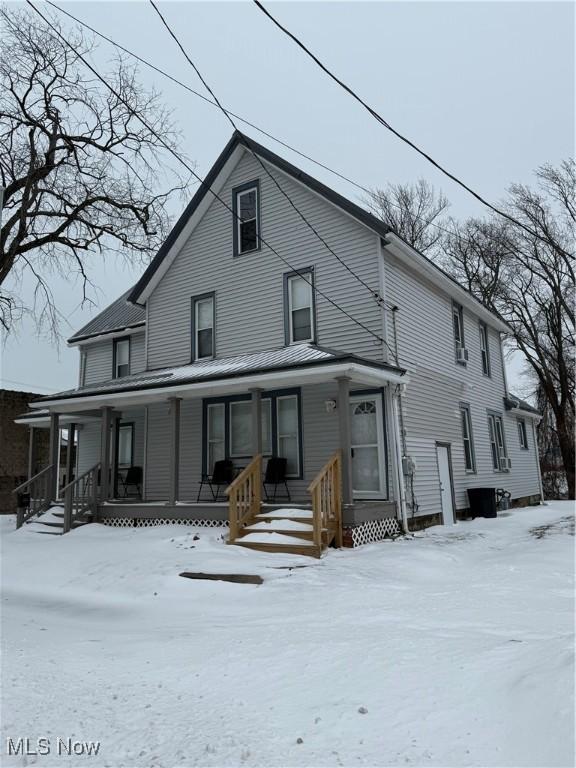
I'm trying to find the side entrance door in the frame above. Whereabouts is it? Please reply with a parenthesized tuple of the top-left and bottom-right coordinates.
(435, 443, 455, 525)
(350, 394, 386, 498)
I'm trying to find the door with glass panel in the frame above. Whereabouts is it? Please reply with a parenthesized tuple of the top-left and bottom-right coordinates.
(350, 394, 386, 498)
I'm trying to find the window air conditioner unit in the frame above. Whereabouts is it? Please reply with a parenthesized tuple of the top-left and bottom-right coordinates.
(457, 347, 469, 363)
(499, 457, 512, 471)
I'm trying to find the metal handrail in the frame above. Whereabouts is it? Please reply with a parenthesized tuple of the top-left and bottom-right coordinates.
(12, 464, 53, 495)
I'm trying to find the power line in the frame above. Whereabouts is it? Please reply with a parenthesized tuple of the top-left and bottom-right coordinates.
(252, 0, 569, 256)
(26, 0, 388, 351)
(148, 0, 399, 332)
(42, 0, 510, 256)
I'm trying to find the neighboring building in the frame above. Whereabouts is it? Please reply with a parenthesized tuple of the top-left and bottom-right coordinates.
(18, 132, 542, 548)
(1, 389, 49, 513)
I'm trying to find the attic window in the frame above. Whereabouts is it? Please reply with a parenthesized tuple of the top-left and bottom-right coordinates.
(233, 180, 260, 256)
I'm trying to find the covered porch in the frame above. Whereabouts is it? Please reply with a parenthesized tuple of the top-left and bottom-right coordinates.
(18, 345, 408, 550)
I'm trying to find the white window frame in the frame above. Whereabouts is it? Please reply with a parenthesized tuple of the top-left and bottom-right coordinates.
(193, 295, 214, 361)
(452, 302, 465, 359)
(488, 413, 508, 471)
(113, 337, 130, 379)
(207, 403, 225, 472)
(460, 404, 476, 473)
(276, 394, 300, 478)
(236, 186, 259, 255)
(517, 418, 528, 450)
(479, 322, 491, 376)
(287, 273, 314, 344)
(117, 423, 134, 468)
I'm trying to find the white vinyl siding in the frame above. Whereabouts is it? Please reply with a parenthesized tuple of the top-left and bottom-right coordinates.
(81, 331, 145, 386)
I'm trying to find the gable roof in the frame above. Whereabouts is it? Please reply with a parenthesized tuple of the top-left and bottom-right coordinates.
(68, 288, 145, 344)
(128, 130, 392, 305)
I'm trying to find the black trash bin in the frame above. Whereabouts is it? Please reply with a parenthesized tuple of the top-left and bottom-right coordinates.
(467, 487, 497, 518)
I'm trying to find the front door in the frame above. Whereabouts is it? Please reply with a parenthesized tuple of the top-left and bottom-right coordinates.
(350, 395, 386, 498)
(436, 444, 455, 525)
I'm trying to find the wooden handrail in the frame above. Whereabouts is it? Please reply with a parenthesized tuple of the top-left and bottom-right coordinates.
(226, 455, 262, 544)
(12, 464, 53, 495)
(13, 464, 54, 528)
(63, 462, 101, 534)
(308, 450, 343, 550)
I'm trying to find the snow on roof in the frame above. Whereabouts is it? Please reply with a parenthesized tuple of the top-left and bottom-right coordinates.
(68, 288, 145, 344)
(35, 344, 405, 403)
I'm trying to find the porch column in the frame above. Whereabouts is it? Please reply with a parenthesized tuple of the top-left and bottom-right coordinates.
(48, 412, 60, 501)
(27, 426, 36, 480)
(100, 406, 113, 501)
(336, 376, 353, 506)
(168, 397, 181, 506)
(109, 414, 119, 498)
(390, 386, 409, 533)
(250, 388, 263, 457)
(65, 423, 76, 487)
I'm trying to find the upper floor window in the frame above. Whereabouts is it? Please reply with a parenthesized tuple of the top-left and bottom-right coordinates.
(479, 322, 491, 376)
(113, 337, 130, 378)
(233, 180, 260, 256)
(488, 412, 509, 471)
(285, 269, 315, 344)
(452, 302, 467, 364)
(459, 403, 476, 472)
(517, 418, 528, 450)
(192, 293, 215, 360)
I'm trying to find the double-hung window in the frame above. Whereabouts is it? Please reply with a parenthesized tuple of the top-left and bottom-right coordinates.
(117, 423, 134, 467)
(452, 302, 466, 363)
(459, 403, 476, 472)
(488, 412, 508, 471)
(113, 337, 130, 378)
(285, 270, 315, 344)
(276, 395, 299, 476)
(192, 294, 215, 360)
(233, 180, 260, 256)
(207, 403, 225, 472)
(517, 418, 528, 450)
(479, 322, 491, 376)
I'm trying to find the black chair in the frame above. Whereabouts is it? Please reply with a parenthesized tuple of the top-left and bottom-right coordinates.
(119, 466, 143, 498)
(263, 457, 291, 502)
(197, 459, 235, 502)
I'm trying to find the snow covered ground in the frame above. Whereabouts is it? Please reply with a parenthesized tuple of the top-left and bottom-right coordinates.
(1, 502, 574, 767)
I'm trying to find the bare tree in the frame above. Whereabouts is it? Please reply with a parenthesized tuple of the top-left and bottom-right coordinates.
(365, 178, 450, 255)
(0, 7, 190, 336)
(442, 161, 575, 499)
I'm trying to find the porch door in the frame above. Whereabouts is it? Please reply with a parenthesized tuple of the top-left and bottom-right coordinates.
(350, 394, 386, 498)
(436, 444, 455, 525)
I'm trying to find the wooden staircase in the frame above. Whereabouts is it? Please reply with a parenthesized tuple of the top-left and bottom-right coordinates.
(226, 453, 343, 558)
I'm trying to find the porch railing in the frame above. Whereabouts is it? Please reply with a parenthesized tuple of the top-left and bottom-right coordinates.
(226, 455, 262, 544)
(308, 450, 343, 550)
(13, 465, 54, 528)
(62, 462, 101, 534)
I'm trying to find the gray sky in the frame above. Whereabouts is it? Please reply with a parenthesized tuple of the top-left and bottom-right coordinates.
(1, 0, 573, 395)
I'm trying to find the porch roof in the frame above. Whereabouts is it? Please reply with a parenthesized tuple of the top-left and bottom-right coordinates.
(31, 344, 406, 412)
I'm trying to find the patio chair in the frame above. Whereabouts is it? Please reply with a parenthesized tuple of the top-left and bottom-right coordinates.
(197, 459, 235, 502)
(263, 457, 291, 502)
(119, 466, 143, 498)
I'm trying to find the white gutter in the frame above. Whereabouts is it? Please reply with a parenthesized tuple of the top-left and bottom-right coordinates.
(391, 387, 409, 533)
(67, 324, 146, 348)
(31, 361, 408, 413)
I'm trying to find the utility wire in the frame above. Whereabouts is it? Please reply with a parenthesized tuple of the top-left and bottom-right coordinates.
(43, 0, 515, 257)
(148, 0, 398, 331)
(26, 0, 388, 351)
(253, 0, 570, 256)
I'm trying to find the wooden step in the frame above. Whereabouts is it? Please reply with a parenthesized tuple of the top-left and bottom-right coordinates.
(240, 527, 314, 541)
(253, 513, 313, 525)
(233, 540, 321, 558)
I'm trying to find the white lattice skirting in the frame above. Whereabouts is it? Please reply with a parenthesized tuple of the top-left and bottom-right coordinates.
(351, 517, 401, 547)
(101, 517, 228, 529)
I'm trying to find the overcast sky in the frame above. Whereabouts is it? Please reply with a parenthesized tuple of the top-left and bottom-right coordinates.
(1, 0, 573, 395)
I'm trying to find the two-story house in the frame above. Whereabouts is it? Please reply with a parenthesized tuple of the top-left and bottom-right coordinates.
(17, 132, 542, 553)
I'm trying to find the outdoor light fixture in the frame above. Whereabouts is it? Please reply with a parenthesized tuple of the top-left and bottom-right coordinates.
(325, 399, 337, 412)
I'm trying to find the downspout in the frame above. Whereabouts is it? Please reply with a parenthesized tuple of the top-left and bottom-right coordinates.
(391, 385, 409, 533)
